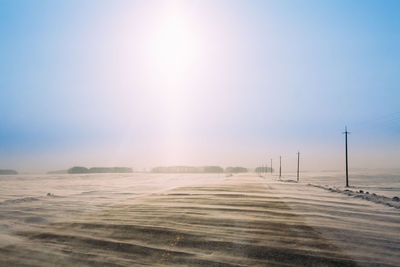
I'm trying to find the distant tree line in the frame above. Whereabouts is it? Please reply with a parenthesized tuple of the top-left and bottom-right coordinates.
(151, 166, 252, 173)
(255, 167, 274, 173)
(0, 169, 18, 175)
(68, 167, 133, 174)
(225, 167, 248, 173)
(151, 166, 224, 173)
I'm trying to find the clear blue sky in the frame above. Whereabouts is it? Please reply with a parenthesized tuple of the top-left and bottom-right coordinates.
(0, 0, 399, 172)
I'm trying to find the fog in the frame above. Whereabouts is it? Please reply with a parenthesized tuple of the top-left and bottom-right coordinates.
(1, 0, 399, 172)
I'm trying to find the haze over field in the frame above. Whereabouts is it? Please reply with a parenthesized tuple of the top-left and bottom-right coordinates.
(1, 0, 399, 172)
(1, 1, 400, 266)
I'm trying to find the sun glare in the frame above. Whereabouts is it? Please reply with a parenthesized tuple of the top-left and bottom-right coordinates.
(143, 2, 204, 144)
(150, 4, 199, 86)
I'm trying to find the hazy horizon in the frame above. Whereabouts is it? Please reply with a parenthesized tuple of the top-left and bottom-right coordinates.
(1, 0, 399, 173)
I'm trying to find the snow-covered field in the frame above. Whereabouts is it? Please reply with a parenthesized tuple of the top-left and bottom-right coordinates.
(0, 172, 399, 266)
(280, 169, 400, 198)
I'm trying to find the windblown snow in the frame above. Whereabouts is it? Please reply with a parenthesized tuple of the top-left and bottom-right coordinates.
(0, 171, 399, 266)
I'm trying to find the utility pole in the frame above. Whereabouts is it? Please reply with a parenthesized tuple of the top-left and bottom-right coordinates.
(343, 126, 350, 187)
(297, 152, 300, 182)
(279, 156, 282, 179)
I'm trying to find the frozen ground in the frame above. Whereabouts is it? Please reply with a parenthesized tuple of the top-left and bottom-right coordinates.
(277, 169, 400, 198)
(0, 172, 399, 266)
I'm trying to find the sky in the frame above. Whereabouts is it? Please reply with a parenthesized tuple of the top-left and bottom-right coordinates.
(0, 0, 399, 172)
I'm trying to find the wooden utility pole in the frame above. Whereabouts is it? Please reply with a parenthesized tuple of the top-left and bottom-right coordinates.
(279, 156, 282, 179)
(297, 152, 300, 182)
(343, 126, 350, 187)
